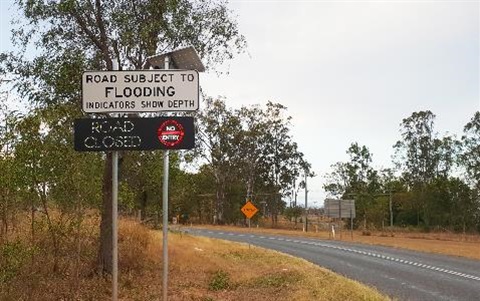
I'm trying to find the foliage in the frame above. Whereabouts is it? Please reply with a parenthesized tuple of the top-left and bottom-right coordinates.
(1, 0, 247, 274)
(196, 98, 311, 225)
(324, 110, 479, 232)
(461, 111, 480, 190)
(0, 240, 36, 285)
(283, 206, 303, 222)
(209, 270, 231, 291)
(324, 142, 380, 228)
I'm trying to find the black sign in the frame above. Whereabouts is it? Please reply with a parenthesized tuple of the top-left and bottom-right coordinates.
(74, 117, 195, 152)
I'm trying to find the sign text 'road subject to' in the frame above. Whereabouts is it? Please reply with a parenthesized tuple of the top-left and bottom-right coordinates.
(82, 70, 199, 113)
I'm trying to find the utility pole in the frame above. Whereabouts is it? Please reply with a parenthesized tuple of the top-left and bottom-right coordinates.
(389, 187, 393, 228)
(291, 179, 295, 208)
(304, 171, 308, 232)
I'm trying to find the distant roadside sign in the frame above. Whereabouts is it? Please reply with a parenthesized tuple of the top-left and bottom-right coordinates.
(82, 70, 199, 113)
(324, 199, 356, 219)
(74, 117, 195, 151)
(241, 201, 259, 219)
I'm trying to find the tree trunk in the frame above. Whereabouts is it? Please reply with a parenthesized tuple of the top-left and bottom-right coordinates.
(1, 198, 7, 243)
(214, 176, 225, 224)
(140, 191, 147, 221)
(97, 152, 113, 275)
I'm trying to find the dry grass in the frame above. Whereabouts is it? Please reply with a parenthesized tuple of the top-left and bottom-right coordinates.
(162, 230, 389, 301)
(0, 213, 390, 300)
(191, 223, 480, 260)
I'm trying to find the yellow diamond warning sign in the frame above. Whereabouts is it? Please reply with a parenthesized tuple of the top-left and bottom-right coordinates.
(241, 201, 258, 219)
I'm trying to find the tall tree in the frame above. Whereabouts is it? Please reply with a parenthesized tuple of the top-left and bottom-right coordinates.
(197, 97, 242, 223)
(2, 0, 246, 274)
(0, 88, 22, 239)
(460, 111, 480, 231)
(196, 99, 311, 225)
(393, 111, 438, 187)
(461, 111, 480, 191)
(262, 102, 312, 225)
(324, 142, 380, 228)
(236, 105, 266, 201)
(393, 111, 459, 227)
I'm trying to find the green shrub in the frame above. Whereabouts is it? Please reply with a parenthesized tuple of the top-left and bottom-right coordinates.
(0, 240, 35, 284)
(208, 270, 230, 291)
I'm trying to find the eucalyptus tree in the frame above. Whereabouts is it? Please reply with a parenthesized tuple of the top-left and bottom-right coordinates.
(393, 111, 438, 187)
(324, 142, 380, 228)
(460, 111, 480, 230)
(196, 97, 243, 223)
(461, 111, 480, 191)
(0, 90, 22, 239)
(324, 143, 374, 196)
(235, 105, 266, 202)
(196, 99, 311, 224)
(235, 102, 311, 224)
(1, 0, 246, 274)
(261, 102, 312, 225)
(393, 111, 459, 227)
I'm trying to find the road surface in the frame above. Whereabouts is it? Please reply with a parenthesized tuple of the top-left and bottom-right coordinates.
(185, 228, 480, 301)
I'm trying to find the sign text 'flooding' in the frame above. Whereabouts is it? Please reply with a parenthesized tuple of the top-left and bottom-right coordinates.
(82, 70, 199, 113)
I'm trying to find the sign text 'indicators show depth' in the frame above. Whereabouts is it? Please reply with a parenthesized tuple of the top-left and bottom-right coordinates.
(82, 70, 199, 113)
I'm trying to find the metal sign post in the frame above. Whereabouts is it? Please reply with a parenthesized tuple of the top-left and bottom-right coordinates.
(325, 198, 356, 241)
(162, 55, 170, 301)
(162, 146, 169, 301)
(111, 61, 119, 301)
(112, 150, 119, 301)
(241, 201, 259, 249)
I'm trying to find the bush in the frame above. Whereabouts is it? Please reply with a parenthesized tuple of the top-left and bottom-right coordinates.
(208, 270, 230, 291)
(0, 240, 35, 285)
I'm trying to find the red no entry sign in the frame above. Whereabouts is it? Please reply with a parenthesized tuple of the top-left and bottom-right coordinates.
(157, 119, 185, 147)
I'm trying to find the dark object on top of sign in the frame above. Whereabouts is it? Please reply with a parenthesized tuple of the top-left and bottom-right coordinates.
(143, 46, 206, 71)
(74, 117, 194, 152)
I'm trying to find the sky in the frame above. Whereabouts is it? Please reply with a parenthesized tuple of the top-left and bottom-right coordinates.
(0, 0, 479, 207)
(201, 0, 480, 206)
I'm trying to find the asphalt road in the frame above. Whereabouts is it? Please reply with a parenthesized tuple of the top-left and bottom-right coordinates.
(185, 228, 480, 301)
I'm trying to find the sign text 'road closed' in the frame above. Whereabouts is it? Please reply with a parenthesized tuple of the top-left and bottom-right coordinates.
(74, 117, 195, 151)
(82, 70, 199, 113)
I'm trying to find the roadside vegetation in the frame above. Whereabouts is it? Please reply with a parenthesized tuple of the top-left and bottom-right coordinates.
(322, 110, 480, 234)
(0, 215, 389, 301)
(0, 0, 479, 300)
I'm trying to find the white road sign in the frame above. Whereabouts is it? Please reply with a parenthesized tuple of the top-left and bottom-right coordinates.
(324, 199, 356, 218)
(82, 70, 199, 113)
